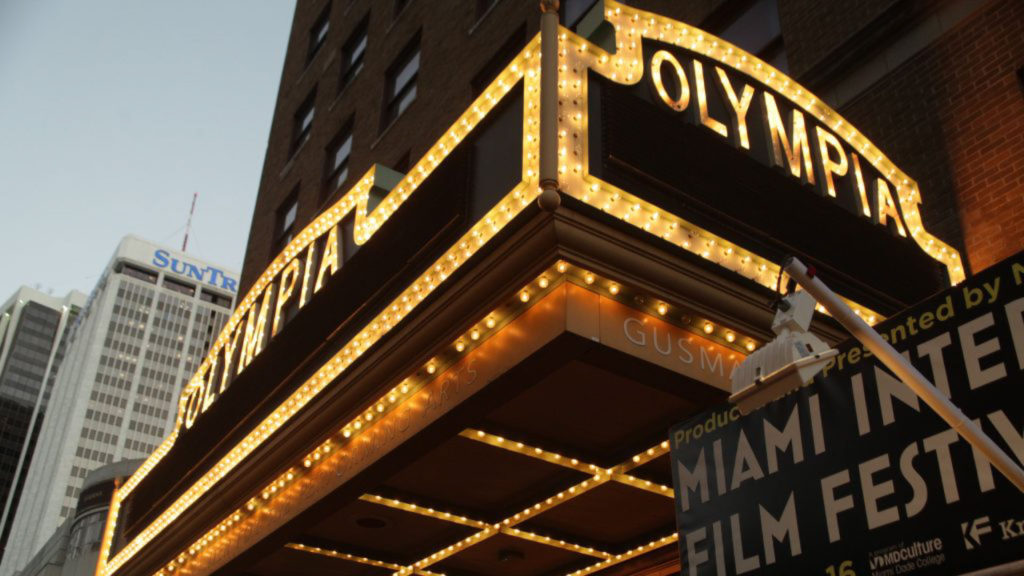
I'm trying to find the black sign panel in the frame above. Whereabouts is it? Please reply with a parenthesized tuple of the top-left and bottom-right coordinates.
(670, 252, 1024, 575)
(587, 40, 950, 312)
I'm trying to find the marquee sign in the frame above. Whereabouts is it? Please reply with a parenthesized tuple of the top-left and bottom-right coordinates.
(669, 251, 1024, 575)
(98, 3, 967, 575)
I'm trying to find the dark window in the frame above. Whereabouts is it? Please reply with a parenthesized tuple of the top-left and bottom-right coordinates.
(308, 4, 331, 63)
(562, 0, 598, 29)
(324, 121, 354, 198)
(472, 24, 527, 96)
(339, 16, 368, 91)
(475, 0, 499, 21)
(163, 277, 195, 297)
(119, 264, 158, 284)
(292, 90, 317, 154)
(715, 0, 787, 73)
(394, 0, 411, 18)
(275, 190, 299, 253)
(383, 37, 420, 128)
(199, 289, 232, 309)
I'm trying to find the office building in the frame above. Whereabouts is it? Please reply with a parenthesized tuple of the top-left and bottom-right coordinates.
(0, 288, 85, 566)
(96, 2, 1024, 576)
(0, 237, 237, 576)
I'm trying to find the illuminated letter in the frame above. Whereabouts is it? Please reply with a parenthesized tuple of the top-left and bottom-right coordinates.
(815, 126, 848, 198)
(273, 259, 300, 336)
(650, 50, 690, 111)
(201, 357, 218, 412)
(184, 387, 203, 429)
(299, 242, 316, 307)
(763, 93, 814, 184)
(239, 286, 274, 372)
(850, 153, 872, 217)
(220, 327, 242, 393)
(874, 179, 908, 236)
(715, 67, 755, 149)
(693, 60, 728, 138)
(315, 225, 340, 293)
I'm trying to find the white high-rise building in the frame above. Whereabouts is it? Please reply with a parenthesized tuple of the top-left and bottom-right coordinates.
(0, 237, 237, 576)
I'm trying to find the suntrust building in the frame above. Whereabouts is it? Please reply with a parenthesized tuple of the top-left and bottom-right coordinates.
(96, 1, 1023, 575)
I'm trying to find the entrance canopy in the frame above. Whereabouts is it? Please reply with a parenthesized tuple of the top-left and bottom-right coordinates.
(98, 2, 961, 576)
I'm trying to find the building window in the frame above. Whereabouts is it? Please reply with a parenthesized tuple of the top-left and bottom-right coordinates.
(472, 24, 527, 96)
(394, 0, 411, 18)
(163, 278, 196, 297)
(475, 0, 499, 21)
(292, 90, 316, 154)
(339, 16, 368, 91)
(307, 4, 331, 63)
(383, 38, 420, 128)
(119, 263, 158, 285)
(199, 289, 232, 309)
(275, 190, 299, 253)
(716, 0, 787, 73)
(324, 121, 353, 198)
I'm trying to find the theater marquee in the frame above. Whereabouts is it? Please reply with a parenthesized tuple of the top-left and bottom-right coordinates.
(97, 2, 967, 576)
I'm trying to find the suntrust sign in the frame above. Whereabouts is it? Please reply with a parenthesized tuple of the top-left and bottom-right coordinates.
(152, 249, 238, 293)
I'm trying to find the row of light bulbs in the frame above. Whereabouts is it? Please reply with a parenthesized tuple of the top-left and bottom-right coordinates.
(149, 261, 735, 576)
(568, 1, 963, 283)
(101, 41, 545, 576)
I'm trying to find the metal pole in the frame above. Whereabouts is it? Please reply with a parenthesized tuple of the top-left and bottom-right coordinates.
(783, 257, 1024, 493)
(538, 0, 561, 211)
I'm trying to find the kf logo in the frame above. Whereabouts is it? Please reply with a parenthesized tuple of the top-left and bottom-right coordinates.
(999, 518, 1024, 541)
(962, 516, 992, 550)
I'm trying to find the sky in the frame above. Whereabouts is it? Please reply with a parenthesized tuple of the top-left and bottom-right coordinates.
(0, 0, 296, 300)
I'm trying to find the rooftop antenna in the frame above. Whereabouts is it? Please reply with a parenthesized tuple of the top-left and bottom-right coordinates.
(182, 192, 198, 252)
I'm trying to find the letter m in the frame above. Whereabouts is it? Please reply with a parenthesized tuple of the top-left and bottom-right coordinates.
(676, 449, 710, 512)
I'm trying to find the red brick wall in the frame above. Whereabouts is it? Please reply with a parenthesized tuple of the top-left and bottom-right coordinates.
(840, 0, 1024, 274)
(239, 0, 542, 293)
(778, 0, 895, 77)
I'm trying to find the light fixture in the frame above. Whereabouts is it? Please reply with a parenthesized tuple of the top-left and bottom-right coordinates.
(729, 288, 836, 414)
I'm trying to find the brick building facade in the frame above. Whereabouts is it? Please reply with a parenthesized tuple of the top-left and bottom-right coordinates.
(240, 0, 1022, 293)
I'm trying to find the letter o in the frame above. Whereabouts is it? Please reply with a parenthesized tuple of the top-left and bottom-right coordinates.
(651, 50, 690, 112)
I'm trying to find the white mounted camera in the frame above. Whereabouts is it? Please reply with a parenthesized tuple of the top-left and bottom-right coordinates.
(729, 290, 837, 414)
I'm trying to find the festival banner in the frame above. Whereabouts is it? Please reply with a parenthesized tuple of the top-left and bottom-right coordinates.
(670, 251, 1024, 575)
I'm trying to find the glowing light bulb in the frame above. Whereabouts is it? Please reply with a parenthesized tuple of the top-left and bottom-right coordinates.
(520, 291, 530, 302)
(470, 329, 480, 341)
(745, 340, 756, 352)
(538, 277, 549, 288)
(455, 341, 466, 352)
(485, 317, 496, 328)
(725, 332, 736, 343)
(609, 284, 620, 295)
(657, 303, 668, 315)
(584, 273, 595, 285)
(703, 322, 714, 334)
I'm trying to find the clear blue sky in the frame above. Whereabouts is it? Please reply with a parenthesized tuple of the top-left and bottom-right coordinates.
(0, 0, 296, 299)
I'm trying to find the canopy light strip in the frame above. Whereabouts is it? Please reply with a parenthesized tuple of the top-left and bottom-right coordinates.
(150, 262, 741, 576)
